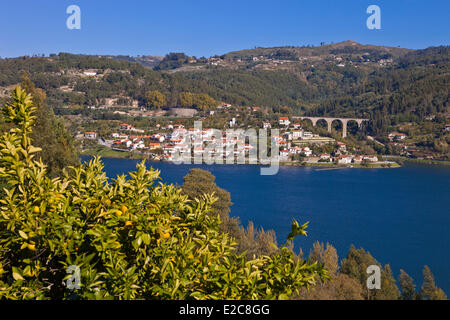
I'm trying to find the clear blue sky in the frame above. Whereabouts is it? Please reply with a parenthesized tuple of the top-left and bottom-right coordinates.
(0, 0, 448, 58)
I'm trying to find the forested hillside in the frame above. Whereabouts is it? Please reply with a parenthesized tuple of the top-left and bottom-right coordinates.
(0, 41, 448, 136)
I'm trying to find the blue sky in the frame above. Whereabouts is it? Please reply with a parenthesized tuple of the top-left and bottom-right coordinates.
(0, 0, 448, 58)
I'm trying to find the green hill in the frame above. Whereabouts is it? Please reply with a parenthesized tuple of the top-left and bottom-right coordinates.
(0, 41, 448, 137)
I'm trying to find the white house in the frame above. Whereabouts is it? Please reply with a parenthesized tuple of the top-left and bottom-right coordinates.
(131, 141, 145, 150)
(283, 132, 293, 141)
(394, 133, 407, 141)
(120, 123, 134, 131)
(150, 134, 165, 143)
(172, 138, 185, 146)
(279, 117, 290, 126)
(302, 131, 313, 139)
(217, 103, 232, 109)
(300, 147, 312, 157)
(163, 146, 175, 154)
(337, 142, 346, 151)
(363, 155, 378, 162)
(389, 133, 407, 141)
(291, 130, 303, 139)
(122, 140, 132, 148)
(83, 71, 97, 76)
(336, 155, 352, 164)
(352, 156, 363, 164)
(84, 132, 97, 140)
(280, 149, 290, 160)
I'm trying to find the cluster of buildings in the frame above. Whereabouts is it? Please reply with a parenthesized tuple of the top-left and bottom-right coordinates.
(332, 154, 379, 164)
(82, 115, 387, 165)
(111, 132, 165, 152)
(108, 124, 151, 150)
(160, 125, 257, 161)
(107, 123, 255, 159)
(263, 118, 315, 139)
(278, 139, 379, 164)
(102, 122, 302, 161)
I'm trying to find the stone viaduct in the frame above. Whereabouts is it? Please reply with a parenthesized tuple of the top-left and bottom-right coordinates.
(293, 116, 369, 138)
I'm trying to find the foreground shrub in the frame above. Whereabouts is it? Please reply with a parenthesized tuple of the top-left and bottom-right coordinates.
(0, 87, 327, 299)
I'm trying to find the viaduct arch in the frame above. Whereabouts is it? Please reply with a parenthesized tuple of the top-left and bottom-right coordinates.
(294, 116, 369, 138)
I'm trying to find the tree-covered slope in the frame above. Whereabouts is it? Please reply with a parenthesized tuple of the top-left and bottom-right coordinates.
(0, 42, 448, 127)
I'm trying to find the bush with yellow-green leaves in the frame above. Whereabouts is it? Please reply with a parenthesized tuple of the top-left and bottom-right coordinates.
(0, 87, 327, 299)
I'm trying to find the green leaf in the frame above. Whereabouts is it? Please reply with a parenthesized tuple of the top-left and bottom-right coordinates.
(287, 219, 309, 241)
(28, 146, 42, 154)
(12, 267, 24, 281)
(278, 293, 289, 300)
(18, 230, 28, 239)
(142, 233, 150, 245)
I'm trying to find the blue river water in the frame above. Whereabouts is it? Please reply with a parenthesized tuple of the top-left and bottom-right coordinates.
(81, 156, 450, 295)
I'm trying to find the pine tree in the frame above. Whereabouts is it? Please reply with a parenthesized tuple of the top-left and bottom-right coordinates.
(373, 264, 400, 300)
(340, 247, 400, 300)
(298, 243, 365, 300)
(421, 266, 447, 300)
(399, 269, 417, 300)
(21, 72, 79, 177)
(308, 242, 339, 276)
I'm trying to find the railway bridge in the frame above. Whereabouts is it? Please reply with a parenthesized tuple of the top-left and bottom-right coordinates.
(294, 116, 369, 138)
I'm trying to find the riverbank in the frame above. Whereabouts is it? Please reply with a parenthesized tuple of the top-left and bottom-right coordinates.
(281, 161, 401, 169)
(80, 146, 147, 160)
(80, 148, 401, 169)
(384, 156, 450, 166)
(81, 146, 450, 169)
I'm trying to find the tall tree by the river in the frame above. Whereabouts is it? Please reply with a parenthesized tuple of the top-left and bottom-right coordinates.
(421, 265, 447, 300)
(21, 72, 79, 177)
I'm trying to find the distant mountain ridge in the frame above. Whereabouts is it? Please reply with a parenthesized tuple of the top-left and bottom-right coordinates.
(224, 40, 411, 59)
(104, 55, 164, 68)
(113, 41, 414, 72)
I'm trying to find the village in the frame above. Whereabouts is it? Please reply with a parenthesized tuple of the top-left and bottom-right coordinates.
(80, 115, 399, 167)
